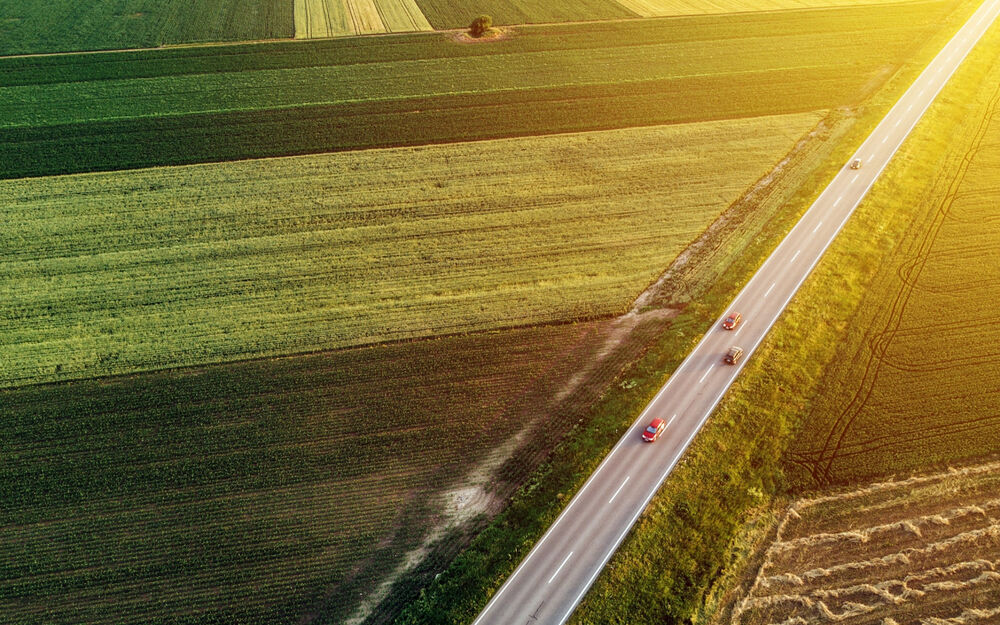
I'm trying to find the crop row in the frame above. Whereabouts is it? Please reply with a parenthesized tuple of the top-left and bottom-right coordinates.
(1, 111, 820, 387)
(0, 320, 608, 624)
(0, 1, 959, 179)
(786, 57, 1000, 486)
(735, 464, 1000, 625)
(0, 0, 293, 56)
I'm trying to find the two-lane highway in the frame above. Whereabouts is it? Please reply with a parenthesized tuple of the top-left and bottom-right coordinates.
(472, 2, 1000, 623)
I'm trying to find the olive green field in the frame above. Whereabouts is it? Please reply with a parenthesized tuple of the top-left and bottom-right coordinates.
(1, 0, 992, 624)
(1, 112, 821, 388)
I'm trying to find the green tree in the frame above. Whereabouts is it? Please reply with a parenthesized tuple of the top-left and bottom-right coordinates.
(469, 15, 492, 38)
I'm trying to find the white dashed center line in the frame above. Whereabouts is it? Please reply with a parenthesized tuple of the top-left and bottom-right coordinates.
(699, 369, 711, 384)
(852, 174, 860, 183)
(549, 552, 573, 584)
(907, 104, 913, 112)
(666, 413, 677, 427)
(764, 282, 776, 298)
(833, 196, 842, 207)
(882, 136, 888, 144)
(790, 250, 801, 263)
(608, 477, 629, 504)
(813, 221, 823, 233)
(895, 119, 901, 127)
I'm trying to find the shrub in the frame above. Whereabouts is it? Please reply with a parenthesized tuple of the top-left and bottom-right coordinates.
(469, 15, 492, 38)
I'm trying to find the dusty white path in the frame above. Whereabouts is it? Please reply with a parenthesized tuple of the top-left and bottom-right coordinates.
(472, 1, 1000, 623)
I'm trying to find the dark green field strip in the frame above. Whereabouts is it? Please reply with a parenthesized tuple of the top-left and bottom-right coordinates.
(413, 0, 635, 29)
(0, 13, 941, 127)
(0, 67, 864, 180)
(0, 0, 293, 57)
(0, 3, 936, 87)
(0, 322, 606, 624)
(0, 1, 959, 179)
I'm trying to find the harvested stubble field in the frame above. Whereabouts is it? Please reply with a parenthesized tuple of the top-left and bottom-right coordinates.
(614, 0, 915, 17)
(784, 23, 1000, 487)
(733, 462, 1000, 625)
(0, 112, 822, 388)
(0, 0, 292, 56)
(293, 0, 432, 38)
(0, 1, 963, 179)
(0, 319, 656, 625)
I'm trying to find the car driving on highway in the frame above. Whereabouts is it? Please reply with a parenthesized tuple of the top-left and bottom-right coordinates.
(724, 346, 744, 365)
(641, 418, 666, 442)
(722, 312, 742, 330)
(850, 158, 863, 169)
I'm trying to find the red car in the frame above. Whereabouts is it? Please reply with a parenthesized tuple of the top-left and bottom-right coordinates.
(642, 418, 667, 442)
(722, 312, 742, 330)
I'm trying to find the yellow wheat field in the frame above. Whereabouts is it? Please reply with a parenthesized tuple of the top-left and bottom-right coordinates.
(294, 0, 431, 37)
(615, 0, 915, 17)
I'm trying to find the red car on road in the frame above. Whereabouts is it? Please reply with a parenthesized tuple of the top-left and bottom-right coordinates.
(722, 312, 742, 330)
(642, 418, 667, 442)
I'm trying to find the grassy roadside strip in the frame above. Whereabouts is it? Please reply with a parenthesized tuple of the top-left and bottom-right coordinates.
(387, 1, 982, 622)
(573, 11, 1000, 625)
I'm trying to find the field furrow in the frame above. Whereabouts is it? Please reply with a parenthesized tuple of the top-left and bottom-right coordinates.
(735, 465, 1000, 625)
(0, 112, 822, 388)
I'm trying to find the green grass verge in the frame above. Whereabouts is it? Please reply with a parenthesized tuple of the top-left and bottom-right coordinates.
(0, 0, 292, 56)
(387, 0, 983, 621)
(1, 113, 819, 388)
(0, 2, 957, 179)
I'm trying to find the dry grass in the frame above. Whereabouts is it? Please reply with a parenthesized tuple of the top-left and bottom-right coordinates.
(733, 463, 1000, 625)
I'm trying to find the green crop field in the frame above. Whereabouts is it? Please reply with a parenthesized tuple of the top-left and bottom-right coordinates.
(785, 31, 1000, 487)
(412, 0, 634, 29)
(0, 321, 631, 625)
(1, 112, 821, 388)
(0, 1, 963, 179)
(0, 0, 292, 56)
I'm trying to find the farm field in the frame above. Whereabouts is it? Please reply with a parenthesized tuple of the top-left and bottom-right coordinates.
(411, 0, 633, 29)
(564, 15, 1000, 625)
(293, 0, 432, 38)
(732, 462, 1000, 625)
(0, 320, 642, 625)
(614, 0, 913, 17)
(0, 1, 965, 179)
(0, 111, 821, 388)
(0, 0, 292, 56)
(785, 26, 1000, 487)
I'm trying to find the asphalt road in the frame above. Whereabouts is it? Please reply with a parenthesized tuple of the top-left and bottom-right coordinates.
(471, 2, 1000, 624)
